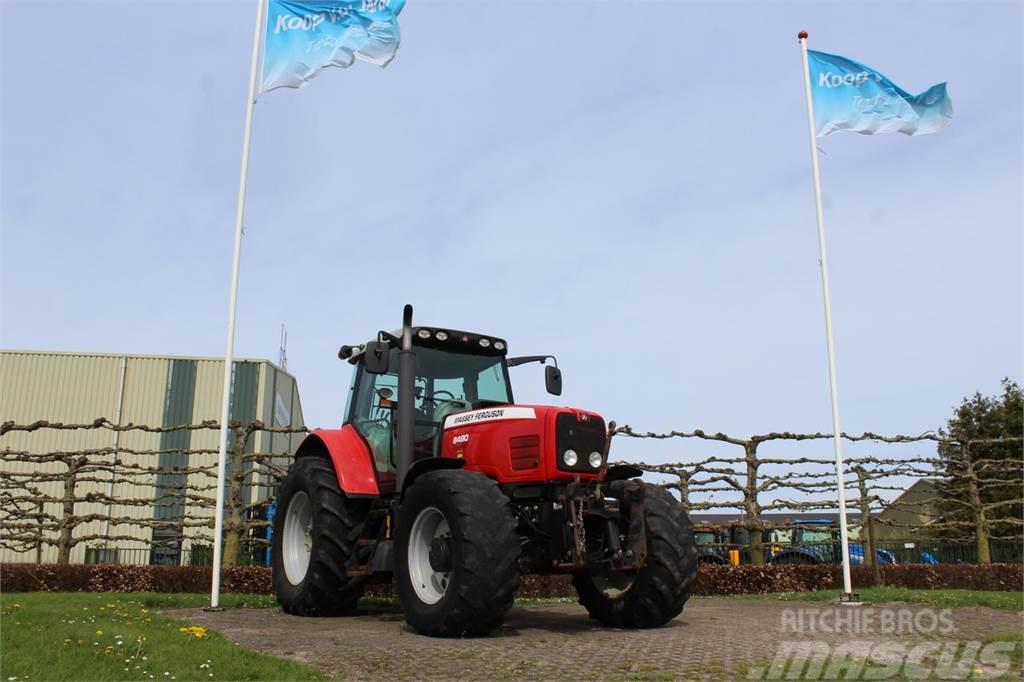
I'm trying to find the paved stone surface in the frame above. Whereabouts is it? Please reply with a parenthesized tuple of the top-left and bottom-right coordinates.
(168, 599, 1023, 680)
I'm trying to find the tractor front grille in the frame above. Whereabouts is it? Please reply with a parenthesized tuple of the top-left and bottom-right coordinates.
(555, 413, 606, 473)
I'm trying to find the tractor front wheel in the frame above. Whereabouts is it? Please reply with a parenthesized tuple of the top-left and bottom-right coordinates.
(573, 484, 698, 628)
(272, 456, 368, 616)
(395, 470, 520, 637)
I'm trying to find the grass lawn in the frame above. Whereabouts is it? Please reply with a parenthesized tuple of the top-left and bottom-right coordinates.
(726, 587, 1024, 611)
(0, 592, 321, 682)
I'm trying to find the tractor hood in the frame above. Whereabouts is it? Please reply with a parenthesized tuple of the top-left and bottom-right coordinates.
(438, 404, 608, 483)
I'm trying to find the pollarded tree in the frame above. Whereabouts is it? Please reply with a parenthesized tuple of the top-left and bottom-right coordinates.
(936, 378, 1023, 562)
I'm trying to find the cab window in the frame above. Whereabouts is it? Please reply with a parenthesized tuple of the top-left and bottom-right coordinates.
(349, 346, 511, 473)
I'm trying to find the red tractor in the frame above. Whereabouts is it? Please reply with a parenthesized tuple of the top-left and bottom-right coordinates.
(271, 306, 698, 636)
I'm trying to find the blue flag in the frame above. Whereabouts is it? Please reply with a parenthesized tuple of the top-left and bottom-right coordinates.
(261, 0, 405, 93)
(808, 50, 952, 137)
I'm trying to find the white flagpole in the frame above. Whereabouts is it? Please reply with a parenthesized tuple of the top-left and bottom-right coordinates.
(798, 30, 855, 600)
(210, 0, 266, 610)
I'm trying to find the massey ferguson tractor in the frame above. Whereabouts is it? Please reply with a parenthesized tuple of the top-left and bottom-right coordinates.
(271, 305, 698, 637)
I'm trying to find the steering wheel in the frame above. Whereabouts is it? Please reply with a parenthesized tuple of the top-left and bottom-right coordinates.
(421, 390, 457, 405)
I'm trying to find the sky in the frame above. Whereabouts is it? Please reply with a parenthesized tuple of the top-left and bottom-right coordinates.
(1, 0, 1021, 500)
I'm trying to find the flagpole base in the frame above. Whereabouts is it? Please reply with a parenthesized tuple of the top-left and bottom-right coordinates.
(203, 606, 226, 613)
(838, 592, 863, 606)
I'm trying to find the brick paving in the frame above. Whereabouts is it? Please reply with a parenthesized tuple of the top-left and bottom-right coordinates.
(169, 598, 1023, 680)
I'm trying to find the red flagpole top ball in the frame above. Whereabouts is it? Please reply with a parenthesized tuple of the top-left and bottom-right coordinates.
(798, 30, 808, 40)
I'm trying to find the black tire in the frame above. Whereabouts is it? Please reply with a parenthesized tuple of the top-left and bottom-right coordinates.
(771, 552, 818, 566)
(573, 484, 698, 628)
(395, 470, 520, 637)
(272, 456, 369, 616)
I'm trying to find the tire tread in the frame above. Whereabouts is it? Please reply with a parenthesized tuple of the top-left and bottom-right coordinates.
(573, 484, 698, 628)
(272, 456, 368, 617)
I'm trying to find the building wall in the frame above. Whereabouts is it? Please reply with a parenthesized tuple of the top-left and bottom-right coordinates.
(874, 479, 941, 541)
(0, 350, 304, 564)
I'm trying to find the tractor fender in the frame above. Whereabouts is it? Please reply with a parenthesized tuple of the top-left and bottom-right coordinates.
(400, 457, 465, 499)
(603, 464, 643, 483)
(293, 427, 379, 497)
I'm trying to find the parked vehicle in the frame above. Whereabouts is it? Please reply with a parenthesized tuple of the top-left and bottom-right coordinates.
(768, 519, 896, 566)
(694, 524, 756, 565)
(271, 306, 699, 637)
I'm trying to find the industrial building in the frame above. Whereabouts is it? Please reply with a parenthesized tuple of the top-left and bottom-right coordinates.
(0, 350, 305, 565)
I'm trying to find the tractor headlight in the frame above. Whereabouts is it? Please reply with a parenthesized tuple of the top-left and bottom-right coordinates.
(435, 331, 449, 341)
(417, 329, 431, 339)
(562, 449, 578, 467)
(493, 340, 506, 351)
(479, 338, 491, 348)
(588, 451, 603, 469)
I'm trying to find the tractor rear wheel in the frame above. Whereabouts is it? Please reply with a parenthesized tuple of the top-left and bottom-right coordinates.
(395, 470, 520, 637)
(573, 484, 697, 628)
(272, 456, 369, 616)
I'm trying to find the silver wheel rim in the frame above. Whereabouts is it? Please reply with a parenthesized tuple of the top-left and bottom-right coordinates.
(408, 506, 451, 605)
(282, 490, 312, 585)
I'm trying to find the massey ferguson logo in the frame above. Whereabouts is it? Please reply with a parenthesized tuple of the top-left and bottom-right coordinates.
(450, 409, 506, 426)
(442, 407, 537, 430)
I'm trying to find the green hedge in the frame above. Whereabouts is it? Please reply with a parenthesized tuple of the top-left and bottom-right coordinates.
(692, 563, 1023, 594)
(0, 564, 272, 594)
(2, 562, 1020, 596)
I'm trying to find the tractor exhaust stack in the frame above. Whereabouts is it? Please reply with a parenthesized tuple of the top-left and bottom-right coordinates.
(396, 304, 416, 490)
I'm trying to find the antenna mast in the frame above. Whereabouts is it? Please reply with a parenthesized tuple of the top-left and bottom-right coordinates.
(278, 324, 288, 371)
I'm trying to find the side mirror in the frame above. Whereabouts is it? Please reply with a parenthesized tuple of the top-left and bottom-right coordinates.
(363, 341, 390, 374)
(545, 365, 562, 396)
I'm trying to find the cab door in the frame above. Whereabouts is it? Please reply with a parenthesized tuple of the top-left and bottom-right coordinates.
(348, 353, 400, 480)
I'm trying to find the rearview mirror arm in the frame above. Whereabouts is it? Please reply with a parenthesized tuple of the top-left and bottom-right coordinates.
(506, 355, 558, 368)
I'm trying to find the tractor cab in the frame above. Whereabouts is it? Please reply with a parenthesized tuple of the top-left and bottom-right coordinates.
(338, 325, 561, 484)
(342, 330, 510, 473)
